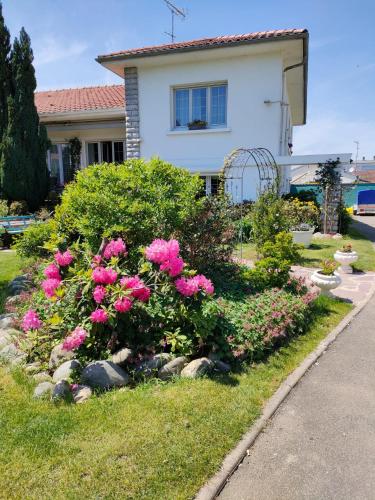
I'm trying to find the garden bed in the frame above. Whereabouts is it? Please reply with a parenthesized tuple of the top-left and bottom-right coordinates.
(235, 226, 375, 272)
(0, 295, 351, 499)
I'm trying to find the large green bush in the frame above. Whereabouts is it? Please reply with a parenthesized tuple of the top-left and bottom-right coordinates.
(13, 219, 56, 258)
(54, 159, 203, 252)
(251, 191, 289, 250)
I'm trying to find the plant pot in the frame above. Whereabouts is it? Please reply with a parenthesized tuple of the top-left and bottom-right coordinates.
(311, 270, 342, 296)
(291, 228, 314, 248)
(334, 250, 358, 274)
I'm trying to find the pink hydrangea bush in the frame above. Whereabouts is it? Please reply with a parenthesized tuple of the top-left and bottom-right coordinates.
(21, 309, 42, 332)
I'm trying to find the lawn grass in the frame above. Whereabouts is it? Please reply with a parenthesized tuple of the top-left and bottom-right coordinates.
(0, 295, 351, 499)
(0, 250, 26, 313)
(235, 225, 375, 271)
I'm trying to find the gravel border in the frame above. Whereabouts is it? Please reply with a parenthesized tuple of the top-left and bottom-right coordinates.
(195, 284, 375, 500)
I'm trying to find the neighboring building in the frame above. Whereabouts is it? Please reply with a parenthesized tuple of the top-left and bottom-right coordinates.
(36, 28, 350, 199)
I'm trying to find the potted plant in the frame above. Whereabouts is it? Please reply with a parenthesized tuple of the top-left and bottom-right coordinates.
(334, 243, 358, 274)
(188, 119, 207, 130)
(311, 259, 342, 296)
(284, 199, 320, 248)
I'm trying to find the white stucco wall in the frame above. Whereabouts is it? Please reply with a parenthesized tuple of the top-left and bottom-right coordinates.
(137, 52, 285, 200)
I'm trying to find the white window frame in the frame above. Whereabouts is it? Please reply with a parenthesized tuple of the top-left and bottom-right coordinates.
(47, 143, 70, 186)
(86, 140, 126, 165)
(201, 174, 221, 196)
(172, 82, 227, 130)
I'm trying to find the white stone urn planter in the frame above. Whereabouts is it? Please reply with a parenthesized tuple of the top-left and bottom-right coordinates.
(311, 270, 342, 296)
(334, 250, 358, 274)
(291, 227, 315, 248)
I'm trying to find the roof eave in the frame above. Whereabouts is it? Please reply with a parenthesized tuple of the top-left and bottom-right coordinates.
(96, 31, 308, 64)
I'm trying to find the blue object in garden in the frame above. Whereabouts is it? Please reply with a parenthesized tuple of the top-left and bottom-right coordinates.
(356, 190, 375, 215)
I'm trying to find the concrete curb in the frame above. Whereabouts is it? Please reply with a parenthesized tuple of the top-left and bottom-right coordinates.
(195, 284, 375, 500)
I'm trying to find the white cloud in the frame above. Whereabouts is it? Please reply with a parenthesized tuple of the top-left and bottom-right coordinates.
(294, 114, 375, 160)
(34, 37, 88, 66)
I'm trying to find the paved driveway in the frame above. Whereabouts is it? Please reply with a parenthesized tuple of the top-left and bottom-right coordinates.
(352, 215, 375, 243)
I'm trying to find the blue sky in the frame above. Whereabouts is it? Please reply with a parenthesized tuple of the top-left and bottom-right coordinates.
(2, 0, 375, 158)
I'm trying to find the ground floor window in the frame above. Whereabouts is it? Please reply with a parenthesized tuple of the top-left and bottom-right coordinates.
(199, 175, 222, 196)
(47, 143, 71, 188)
(87, 140, 125, 165)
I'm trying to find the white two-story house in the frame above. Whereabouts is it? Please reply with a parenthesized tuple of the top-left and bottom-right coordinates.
(35, 28, 351, 199)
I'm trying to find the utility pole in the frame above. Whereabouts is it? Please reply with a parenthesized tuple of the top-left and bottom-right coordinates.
(354, 140, 359, 173)
(163, 0, 186, 43)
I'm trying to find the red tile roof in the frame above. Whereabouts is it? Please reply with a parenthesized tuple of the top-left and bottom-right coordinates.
(35, 84, 124, 114)
(97, 29, 307, 60)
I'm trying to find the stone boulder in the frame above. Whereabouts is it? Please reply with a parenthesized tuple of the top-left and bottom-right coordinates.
(80, 360, 129, 389)
(52, 359, 82, 383)
(158, 356, 188, 380)
(49, 344, 75, 370)
(33, 381, 54, 399)
(111, 348, 133, 367)
(214, 360, 231, 373)
(0, 343, 26, 366)
(0, 330, 13, 350)
(0, 314, 16, 329)
(180, 358, 214, 379)
(52, 380, 71, 401)
(72, 385, 92, 404)
(137, 353, 173, 377)
(25, 361, 42, 374)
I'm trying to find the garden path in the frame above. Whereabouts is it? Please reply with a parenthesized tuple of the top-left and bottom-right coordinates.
(219, 288, 375, 500)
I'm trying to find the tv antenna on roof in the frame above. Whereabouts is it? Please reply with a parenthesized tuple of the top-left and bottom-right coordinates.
(163, 0, 187, 43)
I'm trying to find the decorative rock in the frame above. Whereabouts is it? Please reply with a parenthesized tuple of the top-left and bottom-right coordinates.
(33, 381, 54, 399)
(52, 380, 71, 401)
(33, 371, 52, 383)
(214, 360, 231, 373)
(312, 232, 323, 239)
(0, 343, 26, 365)
(25, 361, 42, 374)
(0, 314, 16, 329)
(0, 330, 12, 350)
(332, 233, 343, 239)
(137, 353, 173, 377)
(52, 359, 82, 383)
(80, 360, 129, 389)
(180, 357, 214, 378)
(111, 348, 133, 367)
(158, 356, 188, 380)
(49, 344, 75, 370)
(72, 385, 92, 404)
(5, 295, 22, 306)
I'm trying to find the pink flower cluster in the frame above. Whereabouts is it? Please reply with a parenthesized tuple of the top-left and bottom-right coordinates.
(120, 275, 151, 302)
(92, 267, 118, 285)
(55, 249, 74, 267)
(90, 308, 108, 323)
(145, 239, 184, 277)
(175, 274, 214, 297)
(63, 326, 87, 351)
(114, 296, 132, 313)
(42, 278, 61, 298)
(22, 309, 42, 332)
(103, 238, 127, 259)
(44, 263, 61, 280)
(93, 285, 107, 304)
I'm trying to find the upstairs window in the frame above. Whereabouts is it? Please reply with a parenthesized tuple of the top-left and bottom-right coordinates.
(174, 84, 227, 129)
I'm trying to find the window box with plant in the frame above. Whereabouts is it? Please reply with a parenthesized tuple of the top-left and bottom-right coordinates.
(311, 259, 342, 296)
(187, 119, 207, 130)
(334, 243, 358, 274)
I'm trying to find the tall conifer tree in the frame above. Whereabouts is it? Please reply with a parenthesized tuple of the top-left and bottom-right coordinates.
(0, 1, 11, 186)
(2, 28, 49, 210)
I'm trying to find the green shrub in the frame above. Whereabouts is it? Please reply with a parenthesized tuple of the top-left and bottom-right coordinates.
(0, 199, 8, 217)
(283, 189, 319, 206)
(177, 195, 237, 273)
(54, 159, 203, 253)
(9, 200, 28, 215)
(218, 288, 315, 361)
(261, 231, 302, 264)
(242, 257, 291, 292)
(250, 191, 289, 250)
(14, 219, 56, 258)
